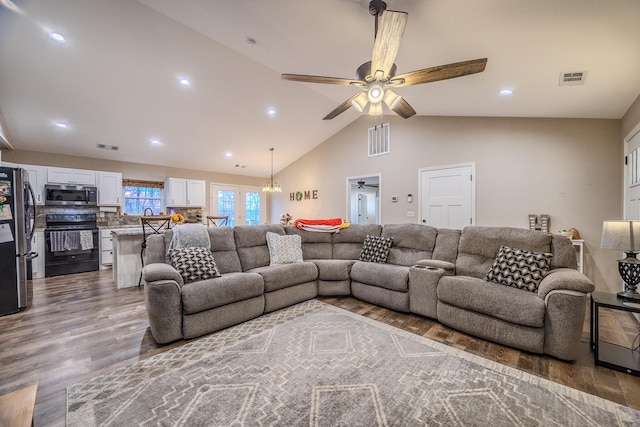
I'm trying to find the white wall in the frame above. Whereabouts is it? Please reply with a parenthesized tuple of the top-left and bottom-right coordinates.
(272, 115, 623, 292)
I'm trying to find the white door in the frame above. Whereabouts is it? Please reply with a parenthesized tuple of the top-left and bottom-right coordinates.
(419, 164, 474, 229)
(626, 127, 640, 220)
(357, 192, 377, 224)
(210, 184, 266, 226)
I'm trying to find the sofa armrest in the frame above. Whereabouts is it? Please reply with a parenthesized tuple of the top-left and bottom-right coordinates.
(537, 268, 595, 301)
(142, 262, 184, 286)
(142, 263, 184, 344)
(415, 259, 455, 274)
(538, 268, 594, 360)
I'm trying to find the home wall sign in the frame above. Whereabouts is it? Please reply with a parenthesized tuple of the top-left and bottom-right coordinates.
(290, 190, 318, 202)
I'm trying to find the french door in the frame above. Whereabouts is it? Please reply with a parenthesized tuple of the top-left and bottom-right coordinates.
(209, 184, 266, 226)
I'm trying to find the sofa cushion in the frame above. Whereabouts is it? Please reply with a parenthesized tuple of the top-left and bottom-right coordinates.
(332, 224, 382, 259)
(266, 232, 303, 265)
(312, 259, 355, 281)
(169, 247, 221, 283)
(486, 245, 552, 292)
(284, 226, 333, 259)
(438, 276, 546, 328)
(161, 227, 243, 273)
(456, 226, 552, 279)
(234, 224, 285, 271)
(382, 224, 437, 266)
(350, 261, 409, 292)
(249, 262, 318, 292)
(181, 272, 264, 314)
(359, 235, 393, 263)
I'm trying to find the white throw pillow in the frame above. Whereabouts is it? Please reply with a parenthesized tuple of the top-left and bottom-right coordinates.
(266, 232, 303, 265)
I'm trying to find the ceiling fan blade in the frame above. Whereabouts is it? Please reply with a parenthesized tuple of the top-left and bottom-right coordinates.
(390, 58, 488, 87)
(391, 98, 416, 119)
(323, 92, 363, 120)
(370, 11, 408, 80)
(281, 74, 364, 87)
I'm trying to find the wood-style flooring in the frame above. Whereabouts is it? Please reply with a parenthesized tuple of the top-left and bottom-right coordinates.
(0, 269, 639, 426)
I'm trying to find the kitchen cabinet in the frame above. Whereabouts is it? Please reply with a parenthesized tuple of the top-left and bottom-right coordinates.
(165, 177, 206, 207)
(21, 164, 47, 205)
(32, 231, 45, 279)
(100, 229, 113, 267)
(97, 171, 122, 206)
(47, 167, 96, 185)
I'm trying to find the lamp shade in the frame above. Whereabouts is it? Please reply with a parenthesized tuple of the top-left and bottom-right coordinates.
(351, 92, 368, 112)
(600, 220, 640, 251)
(383, 89, 402, 109)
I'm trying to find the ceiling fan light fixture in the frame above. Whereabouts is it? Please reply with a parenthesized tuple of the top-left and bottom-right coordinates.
(383, 88, 402, 109)
(368, 102, 383, 116)
(351, 92, 369, 112)
(368, 83, 384, 104)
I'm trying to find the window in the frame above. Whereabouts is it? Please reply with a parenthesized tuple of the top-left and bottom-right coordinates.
(123, 180, 164, 215)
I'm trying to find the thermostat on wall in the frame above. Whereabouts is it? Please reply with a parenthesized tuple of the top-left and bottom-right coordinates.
(391, 195, 398, 202)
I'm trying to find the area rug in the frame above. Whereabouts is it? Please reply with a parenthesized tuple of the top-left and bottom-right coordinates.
(67, 300, 639, 426)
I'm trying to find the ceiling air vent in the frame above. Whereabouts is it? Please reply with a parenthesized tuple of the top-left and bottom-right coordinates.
(368, 123, 390, 157)
(559, 71, 586, 86)
(96, 144, 119, 151)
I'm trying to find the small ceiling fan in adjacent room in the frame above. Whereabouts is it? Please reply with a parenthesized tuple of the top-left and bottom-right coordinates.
(281, 0, 487, 120)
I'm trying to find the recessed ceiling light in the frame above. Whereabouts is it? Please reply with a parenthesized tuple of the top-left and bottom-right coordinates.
(49, 32, 65, 43)
(267, 108, 276, 117)
(499, 89, 513, 95)
(54, 122, 68, 129)
(150, 139, 161, 145)
(179, 77, 190, 86)
(225, 152, 232, 158)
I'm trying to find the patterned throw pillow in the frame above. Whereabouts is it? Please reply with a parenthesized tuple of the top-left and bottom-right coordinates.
(359, 235, 393, 263)
(266, 232, 303, 265)
(485, 245, 553, 292)
(169, 247, 221, 284)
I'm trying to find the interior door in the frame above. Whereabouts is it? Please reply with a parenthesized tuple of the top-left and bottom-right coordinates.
(420, 164, 474, 229)
(626, 128, 640, 220)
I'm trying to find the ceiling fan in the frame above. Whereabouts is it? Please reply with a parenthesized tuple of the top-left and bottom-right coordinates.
(281, 0, 487, 120)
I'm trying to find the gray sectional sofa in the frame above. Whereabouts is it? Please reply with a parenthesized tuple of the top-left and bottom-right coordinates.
(141, 223, 594, 361)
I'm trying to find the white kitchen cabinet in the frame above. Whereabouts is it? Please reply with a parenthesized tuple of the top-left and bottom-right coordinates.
(165, 178, 206, 207)
(186, 179, 206, 207)
(97, 171, 122, 206)
(32, 231, 45, 279)
(47, 167, 96, 185)
(21, 164, 47, 205)
(100, 229, 114, 267)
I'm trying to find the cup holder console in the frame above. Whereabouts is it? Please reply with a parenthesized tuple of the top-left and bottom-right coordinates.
(413, 265, 440, 271)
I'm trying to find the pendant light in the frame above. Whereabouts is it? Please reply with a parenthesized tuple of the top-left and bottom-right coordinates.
(262, 147, 282, 192)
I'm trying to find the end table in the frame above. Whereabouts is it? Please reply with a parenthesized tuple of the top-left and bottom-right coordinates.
(590, 291, 640, 376)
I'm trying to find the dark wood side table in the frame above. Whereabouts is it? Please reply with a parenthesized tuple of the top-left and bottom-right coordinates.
(590, 291, 640, 376)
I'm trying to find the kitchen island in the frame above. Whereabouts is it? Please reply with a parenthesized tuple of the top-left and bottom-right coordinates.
(111, 228, 146, 289)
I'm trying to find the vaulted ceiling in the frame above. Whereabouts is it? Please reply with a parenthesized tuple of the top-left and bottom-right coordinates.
(1, 0, 639, 177)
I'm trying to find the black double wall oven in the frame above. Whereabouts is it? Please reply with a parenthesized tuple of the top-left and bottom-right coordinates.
(44, 213, 99, 277)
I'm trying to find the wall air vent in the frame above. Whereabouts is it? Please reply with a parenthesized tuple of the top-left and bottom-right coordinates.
(96, 144, 119, 151)
(368, 123, 390, 157)
(559, 71, 586, 86)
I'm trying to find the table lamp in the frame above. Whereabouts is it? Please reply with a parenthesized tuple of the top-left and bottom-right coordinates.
(601, 220, 640, 300)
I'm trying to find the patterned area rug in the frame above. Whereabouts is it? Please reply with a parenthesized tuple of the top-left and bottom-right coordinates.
(67, 300, 639, 426)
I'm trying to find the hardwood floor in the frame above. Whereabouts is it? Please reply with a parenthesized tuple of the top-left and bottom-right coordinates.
(0, 270, 639, 426)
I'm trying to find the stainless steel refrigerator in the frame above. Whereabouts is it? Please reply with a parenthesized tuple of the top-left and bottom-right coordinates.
(0, 167, 37, 316)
